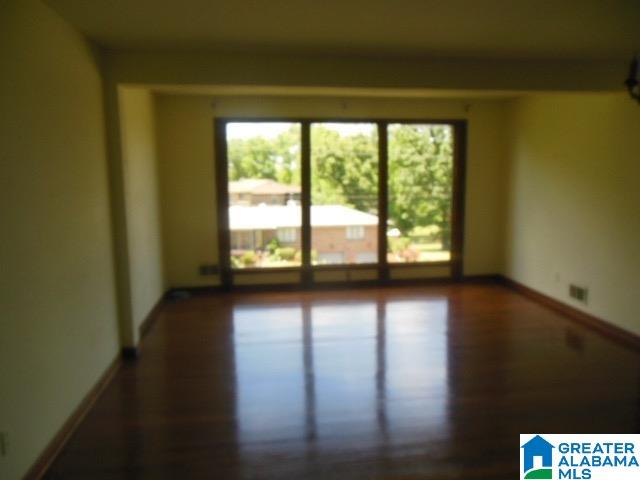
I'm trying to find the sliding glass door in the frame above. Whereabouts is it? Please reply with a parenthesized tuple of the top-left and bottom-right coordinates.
(216, 119, 465, 286)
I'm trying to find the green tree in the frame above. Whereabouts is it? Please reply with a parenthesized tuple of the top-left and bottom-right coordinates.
(227, 125, 301, 183)
(311, 125, 378, 213)
(388, 124, 453, 246)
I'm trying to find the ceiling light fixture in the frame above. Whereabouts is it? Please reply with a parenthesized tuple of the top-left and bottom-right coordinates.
(625, 53, 640, 104)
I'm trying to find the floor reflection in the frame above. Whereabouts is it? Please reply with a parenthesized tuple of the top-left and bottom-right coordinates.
(46, 285, 640, 479)
(233, 305, 306, 445)
(384, 300, 449, 441)
(232, 297, 450, 475)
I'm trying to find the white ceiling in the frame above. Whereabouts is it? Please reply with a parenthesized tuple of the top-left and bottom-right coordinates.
(47, 0, 640, 60)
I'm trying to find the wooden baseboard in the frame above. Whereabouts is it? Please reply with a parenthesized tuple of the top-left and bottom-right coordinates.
(120, 295, 167, 361)
(502, 276, 640, 351)
(166, 285, 227, 298)
(461, 274, 503, 284)
(166, 274, 503, 296)
(138, 296, 164, 339)
(24, 355, 122, 480)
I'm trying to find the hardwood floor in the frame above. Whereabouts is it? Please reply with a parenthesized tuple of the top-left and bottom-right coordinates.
(46, 284, 640, 479)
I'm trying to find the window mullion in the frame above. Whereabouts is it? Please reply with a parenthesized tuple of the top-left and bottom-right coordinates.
(301, 121, 312, 285)
(377, 121, 389, 282)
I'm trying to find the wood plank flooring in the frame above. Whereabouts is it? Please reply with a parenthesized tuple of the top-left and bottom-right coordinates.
(45, 284, 640, 479)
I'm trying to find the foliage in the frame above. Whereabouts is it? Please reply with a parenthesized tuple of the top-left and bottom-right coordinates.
(266, 237, 281, 255)
(231, 255, 242, 269)
(240, 251, 257, 267)
(388, 125, 453, 246)
(311, 126, 378, 213)
(228, 126, 300, 184)
(388, 236, 419, 262)
(388, 236, 411, 254)
(275, 247, 296, 261)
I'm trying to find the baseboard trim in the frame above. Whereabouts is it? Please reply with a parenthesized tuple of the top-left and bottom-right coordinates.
(120, 295, 166, 362)
(24, 355, 122, 480)
(138, 296, 164, 339)
(166, 274, 503, 296)
(502, 276, 640, 351)
(166, 285, 227, 297)
(461, 274, 504, 284)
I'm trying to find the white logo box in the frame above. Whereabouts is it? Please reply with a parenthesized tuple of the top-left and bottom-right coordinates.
(520, 434, 640, 480)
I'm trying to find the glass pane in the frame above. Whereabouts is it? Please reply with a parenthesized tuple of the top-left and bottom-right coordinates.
(311, 123, 379, 265)
(387, 124, 453, 263)
(227, 122, 302, 268)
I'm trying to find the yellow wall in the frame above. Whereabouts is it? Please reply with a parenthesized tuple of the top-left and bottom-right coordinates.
(504, 93, 640, 335)
(155, 95, 221, 287)
(0, 1, 119, 478)
(0, 3, 635, 479)
(119, 88, 165, 342)
(155, 94, 508, 287)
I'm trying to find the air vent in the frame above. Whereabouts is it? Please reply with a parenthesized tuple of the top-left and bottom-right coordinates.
(569, 284, 588, 304)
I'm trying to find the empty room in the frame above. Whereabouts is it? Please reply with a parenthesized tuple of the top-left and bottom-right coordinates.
(2, 1, 640, 479)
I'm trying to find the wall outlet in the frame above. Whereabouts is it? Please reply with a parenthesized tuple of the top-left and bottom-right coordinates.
(199, 264, 219, 276)
(569, 284, 588, 304)
(0, 432, 8, 456)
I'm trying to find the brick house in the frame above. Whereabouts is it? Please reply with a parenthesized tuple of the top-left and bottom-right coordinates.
(229, 204, 378, 264)
(229, 179, 301, 206)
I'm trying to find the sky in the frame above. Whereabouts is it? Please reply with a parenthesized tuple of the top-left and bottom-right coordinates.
(226, 122, 376, 140)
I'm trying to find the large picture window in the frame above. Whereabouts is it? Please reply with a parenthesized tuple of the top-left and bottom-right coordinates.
(216, 119, 465, 284)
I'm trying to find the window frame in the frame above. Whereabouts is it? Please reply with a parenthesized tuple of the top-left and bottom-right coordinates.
(215, 118, 467, 288)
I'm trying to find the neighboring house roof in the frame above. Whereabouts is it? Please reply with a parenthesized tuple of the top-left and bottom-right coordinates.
(230, 205, 378, 230)
(229, 179, 301, 195)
